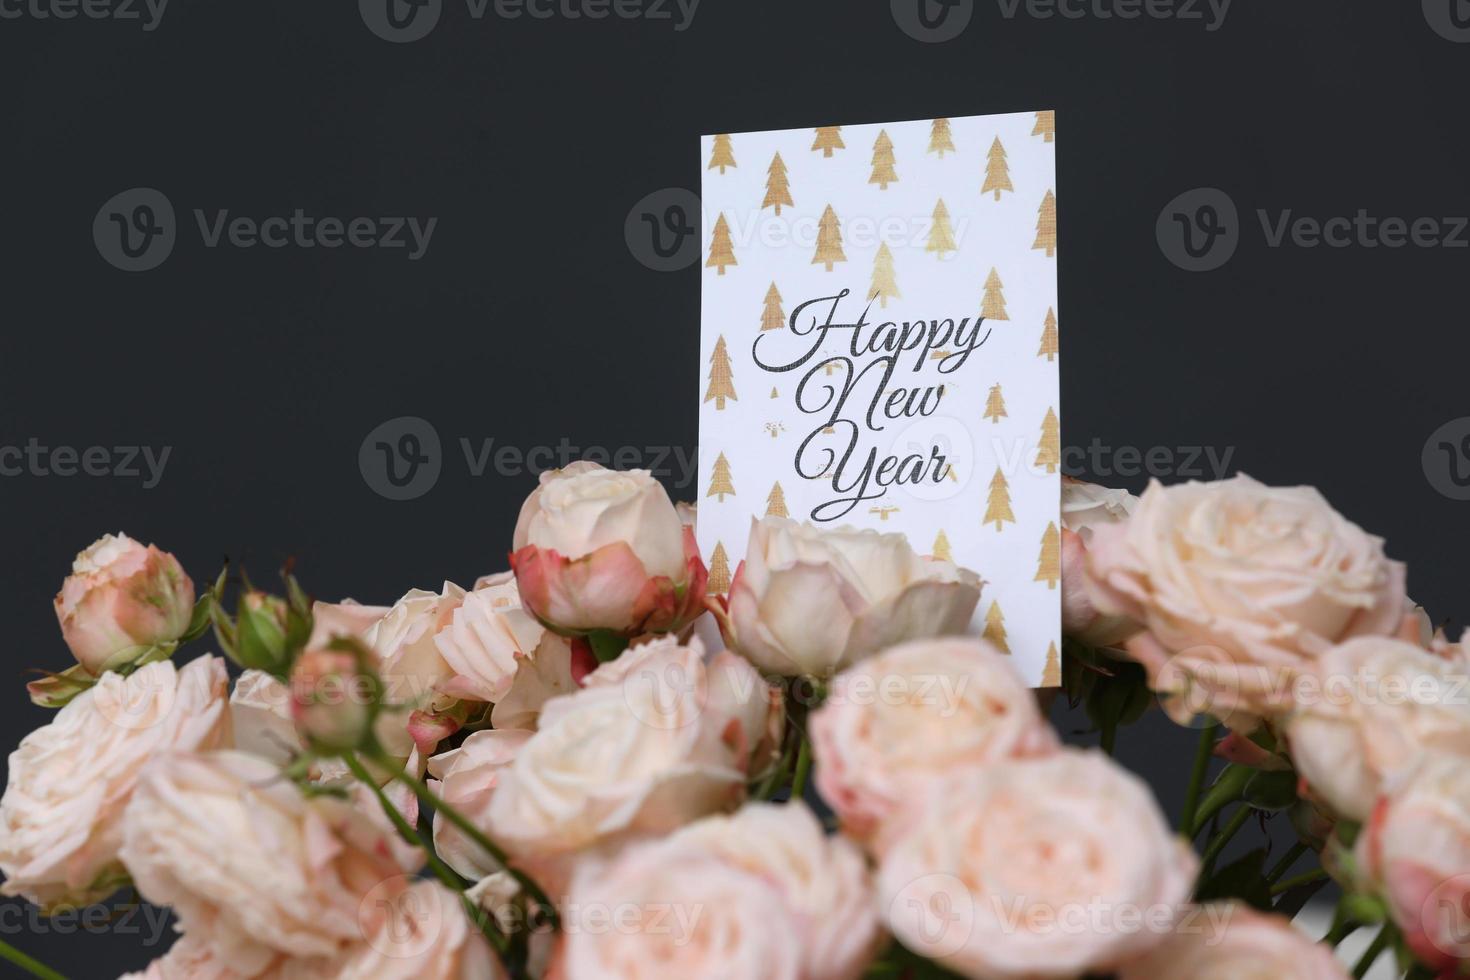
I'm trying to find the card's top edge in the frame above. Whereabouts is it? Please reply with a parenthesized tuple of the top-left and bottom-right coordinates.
(701, 109, 1055, 141)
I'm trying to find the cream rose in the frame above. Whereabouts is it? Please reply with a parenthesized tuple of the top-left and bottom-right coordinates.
(811, 638, 1056, 841)
(726, 517, 983, 677)
(1118, 903, 1347, 979)
(0, 656, 229, 910)
(120, 750, 419, 972)
(1285, 637, 1470, 821)
(486, 637, 761, 888)
(53, 532, 195, 676)
(1086, 475, 1407, 727)
(877, 750, 1197, 979)
(1356, 752, 1470, 971)
(1060, 479, 1142, 648)
(427, 729, 532, 881)
(338, 880, 507, 980)
(511, 462, 706, 636)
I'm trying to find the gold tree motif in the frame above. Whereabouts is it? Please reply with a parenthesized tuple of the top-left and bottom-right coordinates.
(763, 152, 793, 216)
(982, 137, 1013, 201)
(983, 383, 1008, 424)
(765, 481, 789, 518)
(1035, 407, 1060, 473)
(926, 198, 957, 258)
(928, 118, 956, 157)
(1038, 308, 1059, 361)
(708, 452, 736, 501)
(984, 468, 1015, 532)
(1041, 641, 1061, 686)
(984, 600, 1011, 654)
(869, 243, 901, 308)
(770, 386, 779, 399)
(1035, 522, 1061, 589)
(707, 214, 737, 275)
(812, 205, 847, 271)
(1033, 110, 1056, 143)
(708, 134, 736, 174)
(761, 282, 786, 331)
(704, 335, 737, 410)
(812, 126, 845, 158)
(707, 542, 732, 594)
(1033, 190, 1058, 258)
(869, 129, 897, 189)
(931, 529, 953, 562)
(981, 268, 1009, 321)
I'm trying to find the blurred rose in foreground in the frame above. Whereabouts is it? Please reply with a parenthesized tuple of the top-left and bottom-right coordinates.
(1059, 479, 1141, 648)
(1117, 903, 1347, 979)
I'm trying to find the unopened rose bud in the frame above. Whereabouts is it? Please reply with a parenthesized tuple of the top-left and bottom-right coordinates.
(289, 645, 380, 753)
(234, 591, 292, 674)
(54, 533, 195, 675)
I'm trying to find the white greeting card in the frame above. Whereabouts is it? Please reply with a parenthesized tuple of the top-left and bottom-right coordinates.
(697, 112, 1061, 686)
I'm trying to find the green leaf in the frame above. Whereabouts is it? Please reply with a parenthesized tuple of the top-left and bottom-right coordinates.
(1196, 847, 1272, 910)
(1339, 893, 1388, 925)
(1192, 764, 1254, 835)
(1244, 769, 1298, 812)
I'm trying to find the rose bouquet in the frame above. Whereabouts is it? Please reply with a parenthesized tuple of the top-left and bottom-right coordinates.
(0, 463, 1463, 979)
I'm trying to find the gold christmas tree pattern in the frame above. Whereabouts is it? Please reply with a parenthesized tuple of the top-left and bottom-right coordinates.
(1033, 190, 1057, 258)
(982, 268, 1009, 321)
(761, 282, 786, 331)
(931, 529, 953, 562)
(1038, 308, 1059, 361)
(770, 386, 779, 399)
(1035, 522, 1060, 589)
(812, 127, 845, 158)
(928, 118, 956, 157)
(983, 383, 1008, 424)
(707, 214, 736, 275)
(982, 137, 1013, 201)
(984, 467, 1015, 531)
(707, 542, 731, 595)
(704, 336, 737, 410)
(869, 243, 900, 308)
(708, 134, 736, 174)
(926, 199, 957, 258)
(1035, 407, 1060, 473)
(813, 205, 846, 271)
(1033, 110, 1056, 143)
(763, 152, 792, 216)
(765, 481, 789, 518)
(870, 504, 901, 521)
(708, 452, 736, 501)
(1041, 641, 1061, 686)
(984, 601, 1011, 654)
(869, 130, 897, 189)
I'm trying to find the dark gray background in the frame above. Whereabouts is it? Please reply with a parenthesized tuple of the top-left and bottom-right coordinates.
(2, 0, 1468, 974)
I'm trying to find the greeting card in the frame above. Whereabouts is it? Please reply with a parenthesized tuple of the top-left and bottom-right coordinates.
(698, 111, 1061, 686)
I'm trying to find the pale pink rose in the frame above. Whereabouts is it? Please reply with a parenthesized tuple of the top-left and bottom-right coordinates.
(365, 583, 466, 711)
(1118, 903, 1347, 979)
(337, 880, 507, 980)
(811, 638, 1056, 842)
(1356, 752, 1470, 971)
(726, 517, 983, 677)
(0, 656, 229, 910)
(53, 533, 195, 675)
(120, 750, 420, 972)
(1060, 479, 1142, 648)
(877, 750, 1197, 979)
(434, 573, 577, 728)
(288, 646, 378, 752)
(510, 462, 707, 637)
(426, 729, 532, 880)
(308, 599, 390, 649)
(485, 637, 754, 891)
(117, 933, 315, 979)
(1086, 476, 1408, 728)
(1284, 637, 1470, 822)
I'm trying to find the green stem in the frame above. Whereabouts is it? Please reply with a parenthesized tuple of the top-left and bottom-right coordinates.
(1270, 868, 1328, 896)
(1199, 805, 1252, 871)
(1352, 926, 1390, 979)
(1191, 764, 1253, 838)
(790, 732, 813, 803)
(1265, 841, 1309, 883)
(1099, 720, 1118, 756)
(587, 631, 629, 664)
(0, 939, 66, 980)
(1323, 918, 1360, 949)
(1179, 723, 1218, 835)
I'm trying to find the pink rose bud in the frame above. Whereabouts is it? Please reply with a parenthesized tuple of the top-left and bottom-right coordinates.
(53, 533, 195, 675)
(289, 646, 379, 753)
